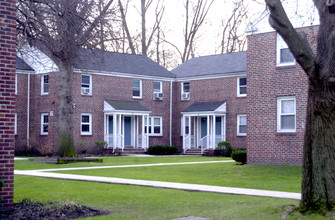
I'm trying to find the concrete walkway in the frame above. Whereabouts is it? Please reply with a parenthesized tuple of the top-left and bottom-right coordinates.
(15, 159, 301, 200)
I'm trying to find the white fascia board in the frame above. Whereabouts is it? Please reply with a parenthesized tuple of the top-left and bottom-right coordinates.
(103, 110, 151, 115)
(175, 72, 246, 82)
(16, 70, 35, 74)
(181, 111, 226, 116)
(74, 68, 175, 82)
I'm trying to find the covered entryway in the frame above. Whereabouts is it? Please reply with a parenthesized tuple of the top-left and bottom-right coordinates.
(104, 100, 151, 152)
(181, 101, 227, 153)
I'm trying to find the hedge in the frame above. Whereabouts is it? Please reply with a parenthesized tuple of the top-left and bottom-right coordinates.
(147, 145, 178, 155)
(232, 148, 247, 164)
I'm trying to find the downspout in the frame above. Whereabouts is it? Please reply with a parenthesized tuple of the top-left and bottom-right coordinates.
(169, 79, 173, 146)
(27, 73, 30, 148)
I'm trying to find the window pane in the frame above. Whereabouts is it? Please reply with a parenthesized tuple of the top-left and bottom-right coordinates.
(281, 115, 295, 129)
(153, 82, 161, 92)
(154, 118, 160, 125)
(133, 79, 140, 88)
(280, 48, 294, 63)
(43, 115, 48, 123)
(133, 90, 140, 97)
(239, 116, 247, 125)
(82, 124, 90, 132)
(82, 75, 90, 84)
(239, 125, 247, 134)
(239, 78, 246, 86)
(216, 117, 221, 135)
(185, 126, 189, 134)
(43, 84, 49, 93)
(43, 124, 48, 133)
(44, 75, 49, 83)
(183, 82, 190, 93)
(282, 100, 294, 113)
(239, 86, 246, 94)
(154, 126, 160, 134)
(82, 115, 89, 123)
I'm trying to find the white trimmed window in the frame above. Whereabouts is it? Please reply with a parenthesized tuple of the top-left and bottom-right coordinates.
(41, 113, 49, 135)
(81, 113, 92, 135)
(277, 34, 295, 66)
(153, 81, 163, 99)
(237, 77, 247, 97)
(41, 74, 49, 95)
(237, 115, 247, 136)
(277, 97, 296, 132)
(181, 82, 190, 100)
(145, 116, 162, 136)
(81, 74, 92, 95)
(180, 117, 190, 136)
(14, 113, 17, 135)
(133, 79, 142, 98)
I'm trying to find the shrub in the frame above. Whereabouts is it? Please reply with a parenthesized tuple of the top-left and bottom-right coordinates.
(147, 145, 178, 155)
(217, 141, 232, 157)
(95, 141, 107, 155)
(232, 148, 247, 164)
(75, 142, 89, 154)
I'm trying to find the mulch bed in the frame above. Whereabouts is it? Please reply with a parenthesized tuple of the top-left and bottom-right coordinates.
(28, 157, 103, 164)
(0, 199, 110, 220)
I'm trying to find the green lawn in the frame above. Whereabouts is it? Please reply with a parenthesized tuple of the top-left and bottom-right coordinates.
(14, 156, 319, 219)
(14, 156, 230, 170)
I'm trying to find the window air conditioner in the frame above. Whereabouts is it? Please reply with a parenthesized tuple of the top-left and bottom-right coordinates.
(82, 88, 90, 94)
(182, 93, 190, 100)
(154, 92, 164, 99)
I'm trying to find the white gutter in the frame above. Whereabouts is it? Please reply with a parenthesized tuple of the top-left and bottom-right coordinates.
(27, 73, 30, 148)
(169, 79, 173, 146)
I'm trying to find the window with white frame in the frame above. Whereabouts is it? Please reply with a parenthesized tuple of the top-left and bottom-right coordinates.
(153, 81, 163, 99)
(41, 74, 49, 95)
(237, 115, 247, 136)
(145, 116, 162, 136)
(133, 79, 142, 98)
(81, 74, 92, 95)
(81, 113, 92, 135)
(237, 77, 247, 97)
(181, 82, 190, 100)
(180, 117, 190, 136)
(277, 97, 296, 132)
(41, 113, 49, 135)
(14, 113, 17, 135)
(277, 34, 295, 66)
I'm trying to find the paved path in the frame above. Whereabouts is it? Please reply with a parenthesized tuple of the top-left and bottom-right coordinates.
(15, 159, 301, 201)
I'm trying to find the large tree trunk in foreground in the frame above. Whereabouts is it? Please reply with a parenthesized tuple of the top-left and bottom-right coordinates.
(265, 0, 335, 212)
(56, 61, 76, 157)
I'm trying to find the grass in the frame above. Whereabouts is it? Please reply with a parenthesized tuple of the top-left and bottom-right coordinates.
(14, 175, 308, 220)
(14, 156, 230, 170)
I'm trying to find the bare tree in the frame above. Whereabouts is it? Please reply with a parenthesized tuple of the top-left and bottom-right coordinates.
(182, 0, 214, 63)
(265, 0, 335, 212)
(219, 0, 248, 53)
(17, 0, 115, 157)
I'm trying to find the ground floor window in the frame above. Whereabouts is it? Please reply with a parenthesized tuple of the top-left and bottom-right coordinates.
(145, 116, 162, 136)
(277, 96, 296, 132)
(41, 113, 49, 135)
(237, 114, 247, 136)
(81, 113, 92, 135)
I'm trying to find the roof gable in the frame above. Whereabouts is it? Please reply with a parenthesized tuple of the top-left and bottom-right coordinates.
(104, 100, 150, 113)
(16, 56, 34, 71)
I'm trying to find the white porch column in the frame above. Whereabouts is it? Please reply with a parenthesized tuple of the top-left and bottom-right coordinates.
(136, 116, 139, 148)
(146, 115, 150, 149)
(104, 113, 107, 145)
(113, 113, 116, 149)
(142, 115, 145, 148)
(119, 114, 123, 150)
(193, 116, 196, 148)
(223, 115, 227, 141)
(207, 115, 210, 147)
(213, 115, 216, 149)
(182, 115, 185, 152)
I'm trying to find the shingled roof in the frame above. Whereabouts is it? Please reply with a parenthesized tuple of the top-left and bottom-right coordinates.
(16, 56, 34, 71)
(75, 49, 174, 78)
(171, 52, 246, 78)
(182, 101, 226, 113)
(105, 100, 150, 112)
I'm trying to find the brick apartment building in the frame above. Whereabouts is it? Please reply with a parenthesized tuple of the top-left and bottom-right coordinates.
(15, 0, 319, 165)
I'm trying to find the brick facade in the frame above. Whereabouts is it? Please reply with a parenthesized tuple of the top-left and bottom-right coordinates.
(0, 0, 16, 210)
(247, 26, 318, 165)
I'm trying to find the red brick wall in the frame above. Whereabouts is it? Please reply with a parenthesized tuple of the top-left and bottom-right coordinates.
(172, 76, 248, 151)
(0, 0, 16, 210)
(246, 26, 318, 165)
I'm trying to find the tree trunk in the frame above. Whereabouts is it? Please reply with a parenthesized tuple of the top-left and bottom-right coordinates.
(301, 80, 335, 212)
(56, 61, 76, 157)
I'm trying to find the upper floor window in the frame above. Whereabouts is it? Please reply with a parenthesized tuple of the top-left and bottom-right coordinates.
(81, 113, 92, 135)
(41, 74, 49, 95)
(181, 82, 190, 100)
(277, 34, 295, 66)
(133, 79, 142, 98)
(41, 113, 49, 135)
(237, 77, 247, 97)
(81, 74, 92, 95)
(145, 116, 162, 136)
(15, 74, 17, 95)
(153, 81, 163, 99)
(277, 97, 296, 132)
(237, 114, 247, 136)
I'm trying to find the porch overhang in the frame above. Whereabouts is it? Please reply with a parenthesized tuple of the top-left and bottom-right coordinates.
(181, 101, 226, 116)
(104, 100, 151, 115)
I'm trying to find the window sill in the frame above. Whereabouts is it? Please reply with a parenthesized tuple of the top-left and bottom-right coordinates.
(81, 134, 92, 136)
(81, 93, 92, 96)
(276, 63, 295, 69)
(133, 97, 142, 99)
(276, 131, 297, 136)
(237, 94, 247, 98)
(41, 93, 49, 96)
(40, 134, 48, 136)
(237, 134, 247, 137)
